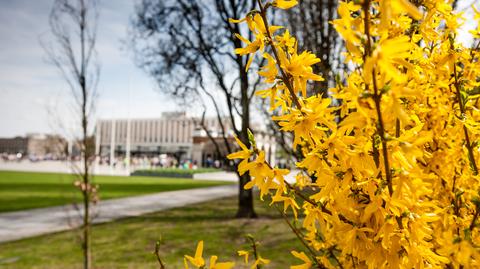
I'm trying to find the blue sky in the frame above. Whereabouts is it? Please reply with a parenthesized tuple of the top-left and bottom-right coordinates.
(0, 0, 177, 137)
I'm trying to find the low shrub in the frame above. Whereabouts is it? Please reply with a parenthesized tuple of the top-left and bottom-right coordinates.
(131, 168, 221, 178)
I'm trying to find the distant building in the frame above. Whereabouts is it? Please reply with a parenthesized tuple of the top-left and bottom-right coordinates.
(95, 112, 276, 167)
(191, 131, 276, 168)
(0, 134, 67, 159)
(0, 136, 28, 155)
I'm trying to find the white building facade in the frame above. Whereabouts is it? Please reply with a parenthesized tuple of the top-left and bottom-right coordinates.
(95, 112, 276, 167)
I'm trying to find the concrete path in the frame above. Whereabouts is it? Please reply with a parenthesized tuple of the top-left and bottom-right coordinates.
(0, 184, 237, 243)
(0, 160, 131, 176)
(193, 171, 237, 181)
(193, 170, 298, 183)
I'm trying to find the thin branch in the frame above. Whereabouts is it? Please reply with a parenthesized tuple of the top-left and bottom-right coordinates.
(362, 0, 394, 196)
(154, 241, 166, 269)
(451, 37, 479, 175)
(257, 0, 303, 110)
(274, 205, 327, 269)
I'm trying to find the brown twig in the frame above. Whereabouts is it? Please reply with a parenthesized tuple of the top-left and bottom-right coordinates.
(246, 235, 262, 269)
(362, 0, 394, 196)
(274, 205, 327, 269)
(154, 241, 166, 269)
(451, 37, 479, 175)
(470, 206, 479, 231)
(328, 247, 344, 269)
(284, 181, 356, 226)
(257, 0, 303, 110)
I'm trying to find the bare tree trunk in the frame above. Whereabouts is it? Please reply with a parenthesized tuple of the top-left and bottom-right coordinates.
(130, 0, 259, 218)
(82, 175, 91, 269)
(236, 173, 257, 218)
(81, 75, 91, 269)
(80, 2, 91, 266)
(42, 0, 99, 267)
(236, 51, 257, 218)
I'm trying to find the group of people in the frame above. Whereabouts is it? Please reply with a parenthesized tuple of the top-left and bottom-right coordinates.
(97, 154, 204, 170)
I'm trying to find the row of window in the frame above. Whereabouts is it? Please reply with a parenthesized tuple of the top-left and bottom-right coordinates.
(97, 118, 219, 145)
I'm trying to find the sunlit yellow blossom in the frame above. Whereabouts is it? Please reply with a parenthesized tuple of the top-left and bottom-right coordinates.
(277, 48, 324, 96)
(237, 250, 249, 264)
(290, 251, 312, 269)
(251, 255, 270, 269)
(271, 191, 300, 218)
(272, 0, 298, 10)
(227, 136, 252, 176)
(226, 136, 251, 160)
(364, 36, 413, 83)
(209, 256, 235, 269)
(257, 53, 278, 83)
(226, 0, 480, 268)
(275, 29, 296, 53)
(184, 241, 205, 268)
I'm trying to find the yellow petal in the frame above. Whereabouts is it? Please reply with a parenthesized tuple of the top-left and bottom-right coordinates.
(229, 17, 246, 23)
(195, 241, 204, 261)
(227, 150, 250, 160)
(395, 0, 423, 20)
(245, 55, 254, 71)
(273, 0, 298, 9)
(234, 135, 249, 151)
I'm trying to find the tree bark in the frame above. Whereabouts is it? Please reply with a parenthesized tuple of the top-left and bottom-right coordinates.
(236, 173, 257, 218)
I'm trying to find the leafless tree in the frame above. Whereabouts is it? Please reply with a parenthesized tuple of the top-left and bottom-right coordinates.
(130, 0, 263, 218)
(285, 0, 343, 93)
(41, 0, 100, 268)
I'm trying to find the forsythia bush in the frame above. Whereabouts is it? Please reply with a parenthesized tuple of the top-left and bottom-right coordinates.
(183, 0, 480, 268)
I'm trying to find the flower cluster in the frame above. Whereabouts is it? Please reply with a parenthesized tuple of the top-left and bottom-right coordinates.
(226, 0, 480, 268)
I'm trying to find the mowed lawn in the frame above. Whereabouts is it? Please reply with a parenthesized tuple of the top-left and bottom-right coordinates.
(0, 170, 232, 212)
(0, 196, 303, 269)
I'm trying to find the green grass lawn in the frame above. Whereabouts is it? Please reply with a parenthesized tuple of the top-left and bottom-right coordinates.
(0, 171, 232, 213)
(0, 196, 303, 269)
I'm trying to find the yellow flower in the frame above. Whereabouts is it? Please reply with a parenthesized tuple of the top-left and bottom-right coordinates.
(276, 48, 324, 96)
(209, 256, 235, 269)
(251, 255, 270, 269)
(237, 250, 249, 264)
(227, 136, 254, 176)
(257, 53, 278, 83)
(247, 150, 270, 176)
(290, 251, 312, 269)
(272, 0, 298, 10)
(275, 29, 296, 53)
(364, 36, 413, 83)
(184, 241, 205, 268)
(229, 1, 480, 268)
(232, 14, 282, 71)
(271, 191, 300, 219)
(226, 136, 251, 160)
(256, 86, 278, 110)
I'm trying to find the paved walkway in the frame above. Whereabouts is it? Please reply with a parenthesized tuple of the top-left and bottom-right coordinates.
(193, 170, 298, 183)
(0, 160, 132, 176)
(0, 184, 237, 243)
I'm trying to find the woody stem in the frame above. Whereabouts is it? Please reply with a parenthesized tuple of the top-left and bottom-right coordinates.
(257, 0, 303, 110)
(363, 0, 394, 196)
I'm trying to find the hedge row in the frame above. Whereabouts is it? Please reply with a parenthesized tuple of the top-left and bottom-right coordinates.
(131, 168, 221, 178)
